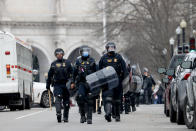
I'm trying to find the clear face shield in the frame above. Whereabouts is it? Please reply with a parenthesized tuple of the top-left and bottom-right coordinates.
(55, 51, 64, 56)
(81, 47, 91, 57)
(55, 50, 64, 60)
(107, 45, 116, 53)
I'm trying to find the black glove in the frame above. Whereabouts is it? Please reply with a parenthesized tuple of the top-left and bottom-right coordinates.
(46, 84, 50, 90)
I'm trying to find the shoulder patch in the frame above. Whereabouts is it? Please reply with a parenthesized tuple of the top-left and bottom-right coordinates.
(107, 59, 112, 63)
(62, 63, 66, 67)
(56, 63, 61, 67)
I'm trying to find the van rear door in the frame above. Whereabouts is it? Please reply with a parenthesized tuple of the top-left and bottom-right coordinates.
(0, 35, 3, 82)
(0, 33, 16, 83)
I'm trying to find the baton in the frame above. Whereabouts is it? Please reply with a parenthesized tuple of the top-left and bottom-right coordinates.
(48, 90, 52, 111)
(99, 90, 102, 108)
(96, 99, 98, 112)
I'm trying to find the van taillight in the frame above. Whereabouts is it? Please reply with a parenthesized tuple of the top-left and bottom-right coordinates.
(6, 64, 11, 75)
(5, 51, 10, 55)
(168, 76, 173, 80)
(183, 73, 191, 80)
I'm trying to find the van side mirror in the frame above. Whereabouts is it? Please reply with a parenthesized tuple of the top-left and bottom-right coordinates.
(162, 78, 169, 84)
(158, 68, 166, 74)
(181, 61, 192, 69)
(166, 69, 175, 76)
(32, 69, 39, 75)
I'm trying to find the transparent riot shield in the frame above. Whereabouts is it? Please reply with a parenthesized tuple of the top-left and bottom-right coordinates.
(122, 75, 130, 94)
(86, 66, 119, 96)
(129, 64, 143, 93)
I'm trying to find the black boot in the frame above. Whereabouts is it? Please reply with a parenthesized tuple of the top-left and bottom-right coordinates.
(112, 105, 116, 118)
(63, 101, 70, 123)
(115, 116, 120, 122)
(97, 107, 101, 114)
(112, 114, 116, 119)
(63, 117, 68, 123)
(105, 114, 112, 122)
(57, 115, 61, 123)
(87, 105, 93, 124)
(125, 110, 129, 114)
(125, 103, 129, 114)
(132, 106, 136, 112)
(128, 106, 131, 112)
(80, 116, 86, 123)
(87, 119, 92, 124)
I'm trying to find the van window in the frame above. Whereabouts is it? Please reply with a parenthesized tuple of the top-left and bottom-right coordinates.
(169, 55, 185, 69)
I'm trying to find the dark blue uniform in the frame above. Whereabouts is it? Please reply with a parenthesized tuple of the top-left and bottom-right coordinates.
(46, 59, 73, 121)
(99, 53, 128, 121)
(142, 75, 156, 104)
(73, 56, 97, 123)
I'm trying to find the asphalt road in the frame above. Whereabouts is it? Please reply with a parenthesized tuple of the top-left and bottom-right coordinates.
(0, 104, 193, 131)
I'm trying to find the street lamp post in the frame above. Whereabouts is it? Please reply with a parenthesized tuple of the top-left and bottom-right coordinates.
(176, 26, 182, 48)
(180, 19, 187, 43)
(103, 0, 107, 44)
(193, 30, 196, 37)
(170, 37, 175, 57)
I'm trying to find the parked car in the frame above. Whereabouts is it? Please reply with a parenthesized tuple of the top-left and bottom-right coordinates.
(191, 75, 196, 130)
(33, 82, 54, 108)
(170, 64, 190, 125)
(0, 106, 6, 110)
(158, 54, 185, 117)
(179, 52, 196, 129)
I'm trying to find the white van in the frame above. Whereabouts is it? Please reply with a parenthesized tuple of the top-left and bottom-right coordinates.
(0, 31, 33, 110)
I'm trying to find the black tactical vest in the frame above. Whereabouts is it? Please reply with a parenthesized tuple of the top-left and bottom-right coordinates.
(77, 57, 95, 76)
(101, 54, 122, 76)
(52, 59, 71, 83)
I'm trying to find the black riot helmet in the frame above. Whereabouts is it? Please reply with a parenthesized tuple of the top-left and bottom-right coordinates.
(105, 42, 116, 53)
(131, 65, 137, 75)
(54, 48, 64, 56)
(143, 67, 148, 73)
(79, 45, 91, 57)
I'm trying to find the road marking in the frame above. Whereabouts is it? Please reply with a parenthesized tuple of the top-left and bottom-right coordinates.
(15, 109, 48, 120)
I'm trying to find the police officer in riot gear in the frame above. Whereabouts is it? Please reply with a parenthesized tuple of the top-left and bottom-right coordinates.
(73, 45, 97, 124)
(123, 63, 131, 114)
(123, 62, 131, 114)
(99, 42, 128, 122)
(130, 65, 137, 112)
(46, 48, 74, 123)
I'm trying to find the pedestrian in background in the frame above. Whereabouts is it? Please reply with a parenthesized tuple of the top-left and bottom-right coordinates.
(156, 81, 164, 104)
(142, 68, 156, 105)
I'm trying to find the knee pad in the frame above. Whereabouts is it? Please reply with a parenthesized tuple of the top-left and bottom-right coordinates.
(55, 97, 61, 104)
(114, 99, 121, 105)
(56, 113, 61, 116)
(125, 97, 129, 101)
(105, 97, 113, 103)
(87, 100, 94, 106)
(87, 93, 94, 99)
(63, 101, 70, 109)
(77, 94, 85, 105)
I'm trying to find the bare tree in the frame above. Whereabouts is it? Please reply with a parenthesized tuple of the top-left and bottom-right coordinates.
(0, 0, 6, 18)
(97, 0, 193, 77)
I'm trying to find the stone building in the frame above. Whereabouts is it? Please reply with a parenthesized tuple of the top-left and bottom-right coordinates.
(0, 0, 105, 82)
